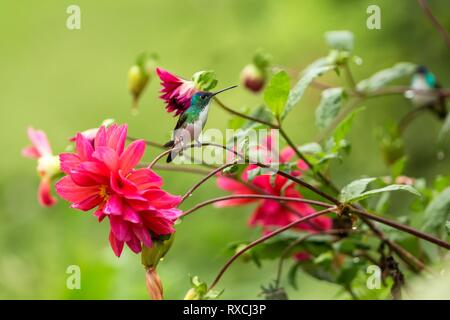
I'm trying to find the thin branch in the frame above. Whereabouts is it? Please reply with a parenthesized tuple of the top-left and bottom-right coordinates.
(417, 0, 450, 49)
(208, 207, 337, 290)
(127, 136, 166, 149)
(213, 97, 279, 128)
(139, 163, 211, 175)
(279, 126, 340, 194)
(181, 194, 333, 218)
(352, 208, 450, 250)
(180, 162, 237, 204)
(274, 230, 346, 288)
(147, 142, 243, 169)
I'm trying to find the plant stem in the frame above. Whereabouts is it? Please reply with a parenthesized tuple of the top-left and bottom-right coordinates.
(417, 0, 450, 49)
(352, 208, 450, 250)
(208, 207, 337, 290)
(139, 163, 212, 175)
(181, 194, 333, 218)
(214, 97, 279, 128)
(278, 126, 340, 193)
(180, 162, 237, 204)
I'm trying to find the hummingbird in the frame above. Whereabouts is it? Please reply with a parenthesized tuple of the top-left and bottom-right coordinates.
(164, 85, 237, 162)
(410, 66, 447, 119)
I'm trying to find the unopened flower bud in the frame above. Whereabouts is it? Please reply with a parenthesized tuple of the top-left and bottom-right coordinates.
(145, 267, 163, 300)
(128, 52, 158, 111)
(184, 288, 201, 300)
(128, 65, 149, 109)
(240, 64, 266, 93)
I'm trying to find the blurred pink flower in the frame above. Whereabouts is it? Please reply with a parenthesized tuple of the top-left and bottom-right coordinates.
(22, 127, 60, 207)
(216, 135, 332, 233)
(55, 124, 182, 257)
(156, 67, 198, 116)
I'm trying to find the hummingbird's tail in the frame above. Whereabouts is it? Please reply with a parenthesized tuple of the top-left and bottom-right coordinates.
(163, 140, 175, 148)
(164, 140, 176, 163)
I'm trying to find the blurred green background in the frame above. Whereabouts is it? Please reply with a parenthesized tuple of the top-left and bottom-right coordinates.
(0, 0, 449, 299)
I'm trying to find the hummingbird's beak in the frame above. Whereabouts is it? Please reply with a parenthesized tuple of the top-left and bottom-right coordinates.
(212, 85, 238, 96)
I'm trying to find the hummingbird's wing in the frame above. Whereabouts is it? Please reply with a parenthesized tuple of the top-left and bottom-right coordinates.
(174, 111, 188, 130)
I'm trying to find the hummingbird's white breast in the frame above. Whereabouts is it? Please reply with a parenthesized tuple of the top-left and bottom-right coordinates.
(411, 75, 437, 107)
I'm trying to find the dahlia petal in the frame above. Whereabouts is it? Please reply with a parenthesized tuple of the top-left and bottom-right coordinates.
(59, 153, 81, 174)
(75, 133, 94, 161)
(126, 234, 142, 254)
(55, 176, 100, 203)
(123, 205, 142, 223)
(143, 189, 181, 209)
(280, 146, 296, 162)
(142, 212, 175, 235)
(27, 127, 52, 156)
(213, 198, 256, 208)
(158, 208, 183, 220)
(69, 169, 100, 187)
(109, 215, 129, 242)
(103, 194, 122, 215)
(38, 176, 57, 207)
(92, 146, 118, 171)
(71, 194, 103, 211)
(94, 125, 107, 149)
(93, 208, 107, 222)
(79, 161, 109, 177)
(127, 169, 163, 189)
(22, 146, 40, 159)
(216, 176, 254, 194)
(133, 225, 152, 247)
(109, 231, 124, 257)
(110, 171, 139, 196)
(106, 124, 127, 155)
(119, 140, 145, 174)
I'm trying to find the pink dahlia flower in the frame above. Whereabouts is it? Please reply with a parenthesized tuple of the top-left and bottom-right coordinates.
(156, 67, 198, 116)
(55, 124, 182, 257)
(216, 135, 332, 233)
(22, 127, 60, 207)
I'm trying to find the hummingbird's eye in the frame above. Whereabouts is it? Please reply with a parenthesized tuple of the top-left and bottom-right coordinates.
(201, 95, 206, 99)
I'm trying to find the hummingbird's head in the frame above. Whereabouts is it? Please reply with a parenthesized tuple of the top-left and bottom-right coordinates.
(416, 65, 428, 75)
(190, 85, 238, 109)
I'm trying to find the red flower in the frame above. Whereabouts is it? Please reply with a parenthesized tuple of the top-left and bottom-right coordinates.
(22, 127, 60, 207)
(156, 67, 198, 116)
(55, 124, 182, 257)
(216, 135, 332, 233)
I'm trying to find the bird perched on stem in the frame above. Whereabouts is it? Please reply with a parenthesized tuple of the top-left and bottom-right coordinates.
(164, 85, 237, 162)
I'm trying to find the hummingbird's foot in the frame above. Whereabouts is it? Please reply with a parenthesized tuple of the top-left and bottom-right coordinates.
(195, 140, 203, 147)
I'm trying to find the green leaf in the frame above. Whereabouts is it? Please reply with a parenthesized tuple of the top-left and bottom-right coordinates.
(253, 49, 272, 70)
(332, 107, 365, 143)
(192, 70, 218, 91)
(340, 178, 377, 203)
(287, 263, 300, 290)
(282, 64, 335, 119)
(340, 178, 420, 204)
(315, 87, 347, 130)
(357, 62, 417, 92)
(263, 70, 290, 117)
(391, 156, 407, 179)
(422, 187, 450, 235)
(324, 30, 354, 52)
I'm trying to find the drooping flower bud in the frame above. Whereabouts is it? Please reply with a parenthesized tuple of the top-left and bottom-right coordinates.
(128, 52, 158, 111)
(240, 50, 271, 93)
(145, 267, 164, 300)
(183, 276, 222, 300)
